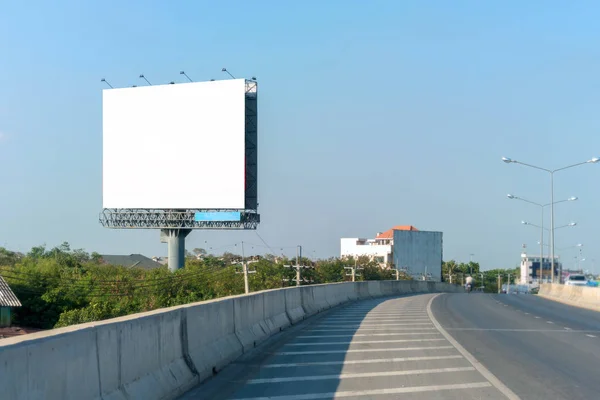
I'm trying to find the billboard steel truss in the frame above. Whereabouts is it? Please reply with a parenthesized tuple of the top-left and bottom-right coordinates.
(99, 209, 260, 229)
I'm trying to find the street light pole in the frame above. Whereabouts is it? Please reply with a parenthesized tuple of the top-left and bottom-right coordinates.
(507, 194, 577, 283)
(522, 221, 576, 282)
(469, 254, 474, 275)
(550, 171, 555, 282)
(540, 206, 544, 281)
(502, 156, 599, 283)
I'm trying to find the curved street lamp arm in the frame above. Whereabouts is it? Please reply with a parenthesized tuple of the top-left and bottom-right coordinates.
(554, 161, 589, 173)
(513, 161, 552, 173)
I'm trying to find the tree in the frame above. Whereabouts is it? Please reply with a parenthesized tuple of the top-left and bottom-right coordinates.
(442, 260, 459, 283)
(0, 247, 19, 266)
(221, 252, 240, 264)
(192, 248, 207, 257)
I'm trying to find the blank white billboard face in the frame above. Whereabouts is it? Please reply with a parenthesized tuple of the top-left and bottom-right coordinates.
(393, 231, 443, 282)
(103, 79, 246, 209)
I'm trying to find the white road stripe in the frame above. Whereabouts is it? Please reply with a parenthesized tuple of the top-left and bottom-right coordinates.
(305, 327, 437, 332)
(273, 345, 454, 355)
(534, 316, 541, 319)
(297, 332, 441, 338)
(342, 309, 425, 312)
(246, 367, 475, 384)
(322, 318, 429, 325)
(546, 321, 554, 324)
(428, 294, 521, 400)
(586, 334, 597, 338)
(231, 382, 493, 399)
(328, 314, 428, 318)
(524, 312, 530, 315)
(444, 328, 597, 332)
(262, 355, 464, 368)
(329, 317, 428, 320)
(318, 323, 433, 327)
(286, 338, 446, 346)
(343, 310, 429, 313)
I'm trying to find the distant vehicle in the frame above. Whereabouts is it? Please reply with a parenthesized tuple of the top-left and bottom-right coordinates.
(565, 274, 587, 286)
(465, 276, 474, 293)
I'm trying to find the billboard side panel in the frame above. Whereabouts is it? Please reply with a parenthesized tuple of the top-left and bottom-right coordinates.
(244, 81, 258, 210)
(102, 79, 246, 209)
(393, 230, 443, 282)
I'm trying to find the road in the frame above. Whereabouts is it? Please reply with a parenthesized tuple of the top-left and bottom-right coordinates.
(179, 292, 600, 399)
(432, 292, 600, 400)
(180, 293, 514, 400)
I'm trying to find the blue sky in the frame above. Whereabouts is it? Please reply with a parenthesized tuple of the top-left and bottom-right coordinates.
(1, 1, 600, 271)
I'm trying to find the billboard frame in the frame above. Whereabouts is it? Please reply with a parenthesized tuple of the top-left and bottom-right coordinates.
(99, 78, 260, 271)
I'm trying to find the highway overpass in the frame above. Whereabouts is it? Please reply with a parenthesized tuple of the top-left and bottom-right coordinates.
(2, 282, 600, 399)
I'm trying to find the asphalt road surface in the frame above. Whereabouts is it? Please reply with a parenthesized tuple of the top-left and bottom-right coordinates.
(431, 292, 600, 400)
(180, 293, 514, 400)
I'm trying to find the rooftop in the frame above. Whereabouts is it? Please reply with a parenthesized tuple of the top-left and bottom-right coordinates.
(376, 225, 419, 239)
(100, 254, 164, 270)
(0, 275, 22, 308)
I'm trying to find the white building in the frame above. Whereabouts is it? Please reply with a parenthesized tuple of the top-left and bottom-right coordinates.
(341, 225, 418, 268)
(520, 252, 561, 284)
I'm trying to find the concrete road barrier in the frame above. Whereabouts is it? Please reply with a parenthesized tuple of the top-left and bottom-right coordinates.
(0, 280, 460, 400)
(284, 287, 305, 324)
(185, 298, 242, 383)
(539, 283, 600, 311)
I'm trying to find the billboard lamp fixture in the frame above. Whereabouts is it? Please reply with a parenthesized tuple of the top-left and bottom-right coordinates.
(139, 74, 152, 85)
(179, 71, 193, 82)
(252, 76, 257, 81)
(100, 78, 114, 89)
(169, 81, 175, 85)
(222, 67, 236, 79)
(210, 79, 215, 81)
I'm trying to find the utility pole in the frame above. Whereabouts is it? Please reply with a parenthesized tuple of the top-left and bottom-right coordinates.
(497, 272, 502, 294)
(284, 245, 312, 286)
(396, 266, 409, 281)
(506, 273, 511, 294)
(345, 257, 363, 282)
(296, 245, 301, 286)
(234, 241, 257, 294)
(234, 260, 257, 294)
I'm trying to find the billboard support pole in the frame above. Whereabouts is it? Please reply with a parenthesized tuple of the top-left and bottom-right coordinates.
(161, 229, 191, 272)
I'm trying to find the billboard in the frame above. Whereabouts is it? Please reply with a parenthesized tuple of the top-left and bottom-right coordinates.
(102, 78, 257, 210)
(393, 230, 443, 282)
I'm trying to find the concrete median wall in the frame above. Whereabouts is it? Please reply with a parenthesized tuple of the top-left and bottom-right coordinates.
(539, 283, 600, 311)
(0, 280, 460, 400)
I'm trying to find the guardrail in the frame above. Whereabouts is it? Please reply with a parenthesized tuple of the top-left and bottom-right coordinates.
(0, 280, 460, 400)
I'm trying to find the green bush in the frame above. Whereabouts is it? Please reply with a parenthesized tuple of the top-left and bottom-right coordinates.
(0, 246, 409, 329)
